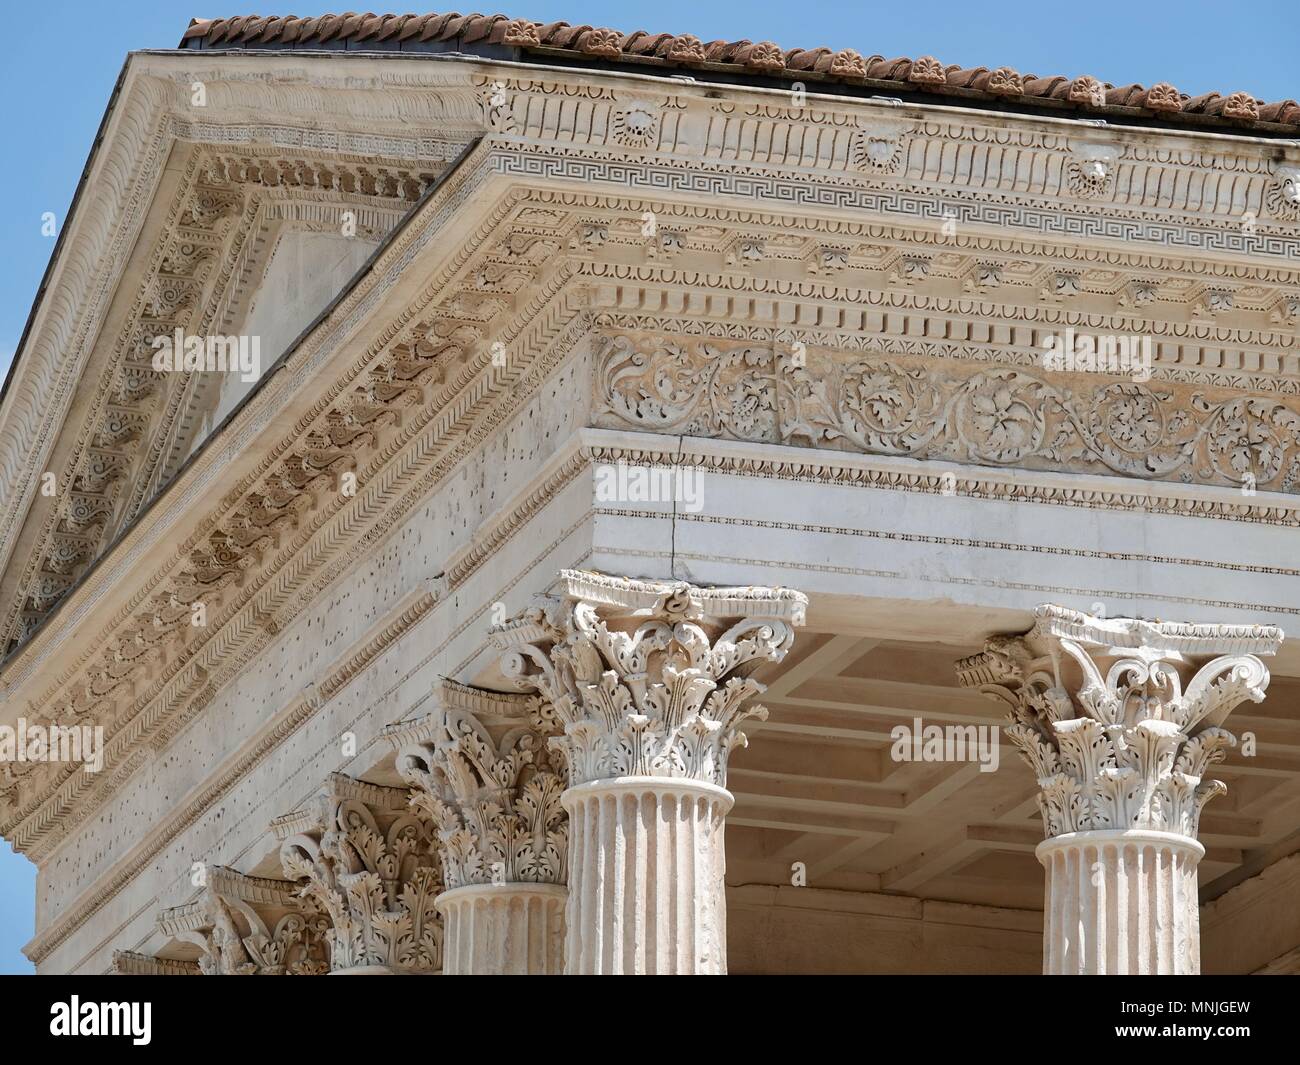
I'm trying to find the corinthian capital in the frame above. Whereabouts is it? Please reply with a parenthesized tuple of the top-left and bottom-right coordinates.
(387, 680, 568, 890)
(273, 774, 443, 973)
(957, 605, 1282, 839)
(491, 569, 807, 788)
(157, 866, 330, 975)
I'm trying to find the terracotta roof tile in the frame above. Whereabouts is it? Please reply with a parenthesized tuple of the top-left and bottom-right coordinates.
(179, 12, 1300, 134)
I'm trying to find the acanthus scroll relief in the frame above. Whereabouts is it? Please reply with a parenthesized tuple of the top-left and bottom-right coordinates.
(592, 334, 1300, 491)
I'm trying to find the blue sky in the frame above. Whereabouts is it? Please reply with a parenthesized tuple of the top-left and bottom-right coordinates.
(0, 0, 1294, 975)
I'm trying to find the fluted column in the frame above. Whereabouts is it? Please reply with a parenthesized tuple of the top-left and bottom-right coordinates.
(436, 884, 566, 974)
(563, 777, 732, 973)
(958, 605, 1282, 974)
(493, 569, 807, 974)
(273, 773, 443, 974)
(389, 680, 568, 975)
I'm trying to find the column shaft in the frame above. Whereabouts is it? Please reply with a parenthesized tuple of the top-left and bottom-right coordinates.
(564, 778, 731, 975)
(1039, 830, 1202, 975)
(438, 884, 566, 975)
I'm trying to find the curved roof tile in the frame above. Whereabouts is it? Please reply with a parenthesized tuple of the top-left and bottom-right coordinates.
(179, 11, 1299, 133)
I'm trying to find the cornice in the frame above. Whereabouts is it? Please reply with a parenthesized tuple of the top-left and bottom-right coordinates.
(0, 55, 479, 646)
(5, 52, 1296, 476)
(0, 75, 172, 592)
(0, 147, 444, 654)
(6, 53, 1299, 623)
(2, 144, 609, 864)
(174, 15, 1300, 142)
(2, 144, 502, 684)
(485, 142, 1300, 265)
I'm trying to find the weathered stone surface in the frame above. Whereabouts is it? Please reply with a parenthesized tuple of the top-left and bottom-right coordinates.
(3, 16, 1298, 979)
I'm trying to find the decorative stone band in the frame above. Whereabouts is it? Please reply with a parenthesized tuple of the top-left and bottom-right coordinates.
(155, 865, 329, 975)
(956, 604, 1282, 840)
(593, 335, 1300, 498)
(272, 773, 443, 974)
(490, 569, 808, 789)
(1038, 829, 1204, 975)
(564, 777, 732, 975)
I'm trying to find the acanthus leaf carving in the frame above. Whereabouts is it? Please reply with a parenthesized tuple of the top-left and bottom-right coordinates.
(957, 604, 1281, 839)
(155, 866, 330, 976)
(275, 775, 443, 973)
(390, 684, 569, 891)
(491, 569, 806, 788)
(592, 335, 1300, 494)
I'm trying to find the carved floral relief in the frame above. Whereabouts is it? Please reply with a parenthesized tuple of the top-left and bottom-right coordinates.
(592, 334, 1300, 491)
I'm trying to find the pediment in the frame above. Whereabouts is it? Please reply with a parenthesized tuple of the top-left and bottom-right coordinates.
(7, 50, 1300, 662)
(0, 67, 470, 655)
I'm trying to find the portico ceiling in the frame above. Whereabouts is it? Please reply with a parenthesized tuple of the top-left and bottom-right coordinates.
(730, 628, 1300, 909)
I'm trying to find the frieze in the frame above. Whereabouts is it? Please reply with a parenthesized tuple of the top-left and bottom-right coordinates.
(592, 334, 1300, 492)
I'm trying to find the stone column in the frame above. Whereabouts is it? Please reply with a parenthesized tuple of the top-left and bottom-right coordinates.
(388, 680, 568, 975)
(274, 773, 443, 974)
(958, 605, 1281, 975)
(493, 569, 806, 974)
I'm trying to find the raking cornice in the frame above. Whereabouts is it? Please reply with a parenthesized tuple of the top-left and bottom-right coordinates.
(5, 52, 1300, 606)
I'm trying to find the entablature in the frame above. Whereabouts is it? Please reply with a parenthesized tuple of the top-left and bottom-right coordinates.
(5, 49, 1300, 885)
